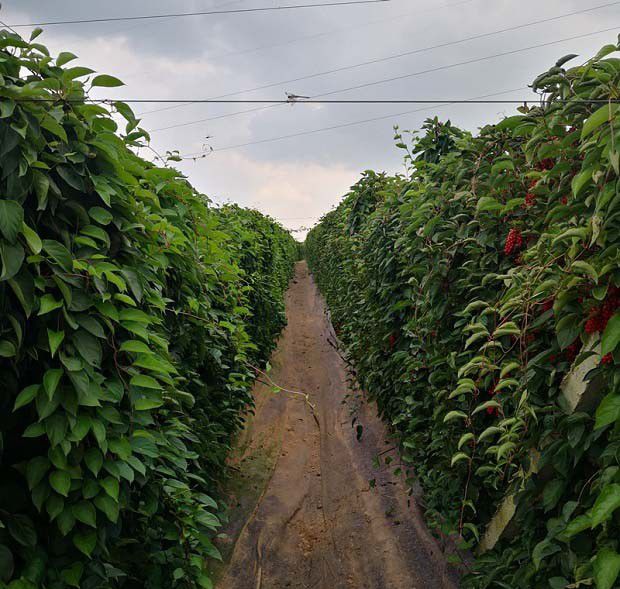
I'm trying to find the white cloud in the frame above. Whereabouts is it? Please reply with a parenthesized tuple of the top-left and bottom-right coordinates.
(179, 151, 359, 239)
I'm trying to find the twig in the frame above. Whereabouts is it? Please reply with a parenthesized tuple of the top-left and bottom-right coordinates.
(248, 363, 320, 430)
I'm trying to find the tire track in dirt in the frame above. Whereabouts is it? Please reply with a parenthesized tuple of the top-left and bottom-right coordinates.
(217, 261, 458, 589)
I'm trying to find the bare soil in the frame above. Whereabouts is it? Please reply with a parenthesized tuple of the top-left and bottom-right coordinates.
(216, 261, 458, 589)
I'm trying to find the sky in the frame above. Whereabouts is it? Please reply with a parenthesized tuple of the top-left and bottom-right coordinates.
(3, 1, 619, 239)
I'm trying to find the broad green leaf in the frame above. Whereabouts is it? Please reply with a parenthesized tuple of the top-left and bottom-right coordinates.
(592, 484, 620, 527)
(49, 470, 71, 497)
(88, 206, 113, 225)
(25, 457, 49, 491)
(581, 103, 619, 139)
(91, 74, 124, 88)
(14, 384, 39, 411)
(72, 501, 96, 527)
(0, 242, 25, 281)
(595, 392, 620, 430)
(43, 368, 63, 400)
(47, 329, 65, 357)
(0, 200, 24, 242)
(0, 340, 16, 357)
(7, 515, 36, 547)
(101, 477, 119, 500)
(56, 51, 78, 67)
(133, 397, 164, 410)
(73, 530, 97, 557)
(38, 294, 63, 315)
(602, 313, 620, 355)
(42, 239, 73, 272)
(593, 548, 620, 589)
(84, 448, 103, 476)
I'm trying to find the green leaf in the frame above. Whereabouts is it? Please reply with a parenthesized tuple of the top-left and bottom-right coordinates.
(72, 501, 97, 527)
(133, 397, 163, 410)
(0, 544, 14, 582)
(593, 548, 620, 589)
(21, 223, 42, 254)
(443, 410, 468, 423)
(43, 368, 63, 400)
(0, 242, 25, 281)
(13, 384, 39, 411)
(91, 74, 124, 88)
(88, 206, 113, 225)
(602, 313, 620, 355)
(73, 330, 102, 367)
(40, 116, 68, 143)
(592, 484, 620, 527)
(84, 447, 103, 476)
(101, 477, 119, 500)
(56, 51, 78, 67)
(49, 470, 71, 497)
(581, 103, 619, 139)
(94, 494, 119, 523)
(42, 239, 73, 272)
(130, 374, 162, 389)
(0, 200, 24, 243)
(60, 562, 83, 588)
(120, 340, 152, 354)
(73, 530, 97, 557)
(7, 515, 37, 547)
(26, 456, 50, 490)
(595, 392, 620, 430)
(0, 339, 16, 357)
(47, 329, 65, 357)
(38, 294, 63, 316)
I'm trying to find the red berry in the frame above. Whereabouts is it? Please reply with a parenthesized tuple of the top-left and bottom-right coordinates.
(504, 228, 523, 256)
(601, 353, 613, 365)
(524, 192, 536, 208)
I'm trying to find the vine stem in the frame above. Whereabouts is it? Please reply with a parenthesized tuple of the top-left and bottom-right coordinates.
(247, 362, 320, 430)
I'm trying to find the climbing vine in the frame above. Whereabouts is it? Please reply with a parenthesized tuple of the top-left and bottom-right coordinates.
(0, 30, 296, 588)
(307, 40, 620, 588)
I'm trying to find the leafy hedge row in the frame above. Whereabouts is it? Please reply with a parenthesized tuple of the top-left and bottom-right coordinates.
(0, 31, 296, 589)
(307, 41, 620, 588)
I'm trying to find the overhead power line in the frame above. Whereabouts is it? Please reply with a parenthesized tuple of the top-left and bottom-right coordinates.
(140, 1, 620, 119)
(146, 22, 620, 132)
(8, 0, 390, 27)
(179, 87, 528, 157)
(18, 98, 619, 104)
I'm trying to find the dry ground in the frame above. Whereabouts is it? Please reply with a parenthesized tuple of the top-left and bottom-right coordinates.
(216, 261, 458, 589)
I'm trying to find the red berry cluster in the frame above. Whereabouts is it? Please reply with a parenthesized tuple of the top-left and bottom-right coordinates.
(389, 333, 397, 349)
(504, 228, 523, 256)
(486, 386, 499, 415)
(542, 298, 554, 312)
(524, 192, 537, 208)
(549, 340, 582, 364)
(536, 158, 555, 171)
(560, 195, 568, 205)
(584, 287, 620, 334)
(601, 353, 614, 366)
(565, 340, 582, 363)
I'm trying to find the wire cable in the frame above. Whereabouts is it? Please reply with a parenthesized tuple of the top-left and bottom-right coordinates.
(146, 21, 620, 132)
(179, 87, 528, 157)
(139, 1, 619, 118)
(8, 0, 390, 28)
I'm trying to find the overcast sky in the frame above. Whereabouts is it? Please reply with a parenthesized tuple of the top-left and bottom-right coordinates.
(4, 1, 619, 238)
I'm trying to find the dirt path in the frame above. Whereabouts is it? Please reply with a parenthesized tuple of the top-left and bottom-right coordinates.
(217, 261, 458, 589)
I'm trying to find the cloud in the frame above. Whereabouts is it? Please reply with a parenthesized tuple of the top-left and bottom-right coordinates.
(179, 151, 360, 239)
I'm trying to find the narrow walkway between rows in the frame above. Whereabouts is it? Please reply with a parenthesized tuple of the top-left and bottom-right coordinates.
(218, 261, 458, 589)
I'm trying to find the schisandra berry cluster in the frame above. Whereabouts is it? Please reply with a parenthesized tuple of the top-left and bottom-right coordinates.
(504, 228, 523, 256)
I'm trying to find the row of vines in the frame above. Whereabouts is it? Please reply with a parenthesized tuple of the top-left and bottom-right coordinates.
(0, 31, 297, 589)
(306, 40, 620, 588)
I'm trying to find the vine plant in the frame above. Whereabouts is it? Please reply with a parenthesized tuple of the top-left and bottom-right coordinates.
(307, 40, 620, 588)
(0, 30, 297, 589)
